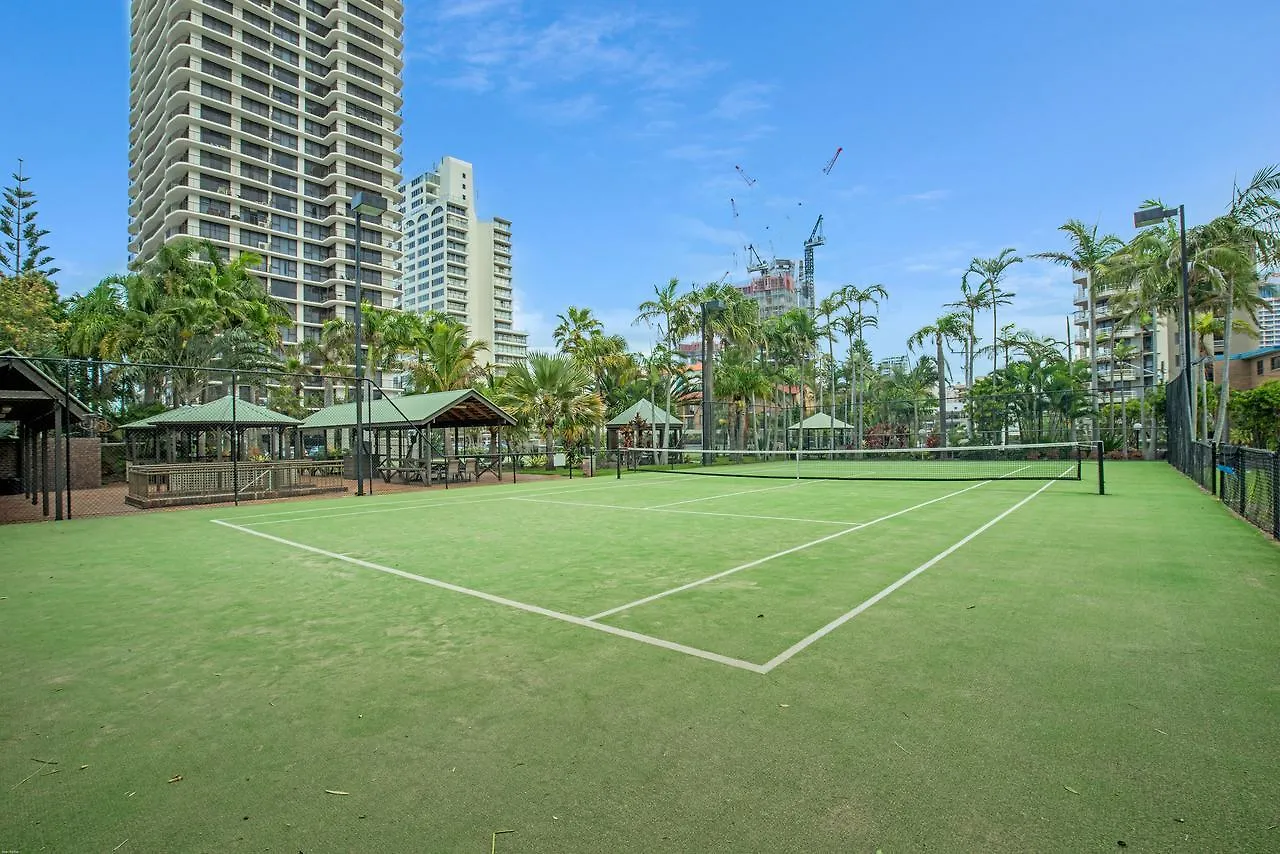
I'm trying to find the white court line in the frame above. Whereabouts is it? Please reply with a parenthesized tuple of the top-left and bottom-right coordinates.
(211, 519, 767, 674)
(759, 479, 1058, 672)
(228, 474, 686, 521)
(645, 479, 812, 509)
(237, 476, 689, 526)
(585, 480, 994, 621)
(511, 496, 856, 526)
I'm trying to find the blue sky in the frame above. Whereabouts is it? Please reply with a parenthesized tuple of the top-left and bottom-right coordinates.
(5, 0, 1280, 369)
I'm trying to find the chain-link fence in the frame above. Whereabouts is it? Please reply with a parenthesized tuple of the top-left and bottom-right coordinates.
(678, 389, 1150, 456)
(1165, 375, 1280, 539)
(1, 356, 612, 524)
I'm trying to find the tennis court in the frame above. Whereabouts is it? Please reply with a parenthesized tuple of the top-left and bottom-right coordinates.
(4, 461, 1279, 851)
(213, 450, 1089, 670)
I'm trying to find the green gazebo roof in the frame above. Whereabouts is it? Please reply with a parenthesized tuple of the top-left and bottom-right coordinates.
(121, 395, 301, 429)
(606, 399, 682, 427)
(787, 413, 856, 431)
(301, 388, 515, 429)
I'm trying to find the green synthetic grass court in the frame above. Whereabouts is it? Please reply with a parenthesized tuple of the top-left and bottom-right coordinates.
(3, 464, 1279, 851)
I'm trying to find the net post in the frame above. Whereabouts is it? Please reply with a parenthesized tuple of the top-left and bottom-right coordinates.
(1095, 441, 1104, 495)
(616, 450, 622, 479)
(231, 369, 239, 507)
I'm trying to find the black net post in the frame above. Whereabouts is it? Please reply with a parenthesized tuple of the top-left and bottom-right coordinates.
(1096, 441, 1105, 495)
(231, 370, 239, 507)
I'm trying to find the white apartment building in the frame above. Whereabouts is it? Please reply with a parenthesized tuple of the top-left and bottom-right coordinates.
(1258, 277, 1280, 348)
(1071, 272, 1174, 400)
(128, 0, 404, 389)
(395, 157, 528, 370)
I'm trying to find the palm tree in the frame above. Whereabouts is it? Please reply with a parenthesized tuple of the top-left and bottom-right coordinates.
(773, 308, 820, 446)
(815, 290, 848, 448)
(716, 345, 773, 449)
(907, 312, 968, 446)
(406, 320, 488, 393)
(498, 353, 603, 470)
(945, 274, 985, 404)
(966, 248, 1022, 375)
(1033, 220, 1124, 442)
(1203, 167, 1280, 439)
(841, 284, 888, 445)
(636, 278, 697, 459)
(306, 318, 354, 407)
(553, 306, 603, 356)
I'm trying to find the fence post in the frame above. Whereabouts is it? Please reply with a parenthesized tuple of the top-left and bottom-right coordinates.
(1238, 447, 1247, 518)
(64, 360, 73, 520)
(1272, 450, 1280, 540)
(1096, 441, 1105, 495)
(231, 370, 239, 507)
(1211, 443, 1218, 497)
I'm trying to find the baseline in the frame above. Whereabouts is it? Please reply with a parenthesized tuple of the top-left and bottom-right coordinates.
(585, 479, 993, 621)
(211, 519, 767, 673)
(236, 476, 689, 527)
(758, 479, 1058, 672)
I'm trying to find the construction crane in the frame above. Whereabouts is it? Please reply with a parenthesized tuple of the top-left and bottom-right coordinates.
(822, 147, 843, 175)
(800, 215, 824, 311)
(734, 165, 757, 187)
(730, 197, 739, 218)
(744, 243, 769, 274)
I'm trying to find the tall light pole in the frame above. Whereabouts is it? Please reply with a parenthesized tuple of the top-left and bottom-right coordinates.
(1133, 204, 1192, 439)
(350, 190, 388, 496)
(700, 298, 723, 462)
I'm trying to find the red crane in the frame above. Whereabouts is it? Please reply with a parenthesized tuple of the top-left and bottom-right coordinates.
(822, 147, 843, 175)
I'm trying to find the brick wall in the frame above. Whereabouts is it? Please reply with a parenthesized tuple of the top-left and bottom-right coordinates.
(69, 438, 102, 489)
(0, 439, 16, 480)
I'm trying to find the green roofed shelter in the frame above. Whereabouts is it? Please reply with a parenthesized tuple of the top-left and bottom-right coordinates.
(788, 412, 857, 450)
(120, 395, 302, 465)
(121, 395, 301, 430)
(787, 413, 856, 431)
(0, 350, 94, 521)
(301, 389, 517, 487)
(606, 398, 683, 452)
(301, 388, 515, 430)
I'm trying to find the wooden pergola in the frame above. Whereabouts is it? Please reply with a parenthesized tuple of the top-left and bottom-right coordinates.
(0, 349, 93, 521)
(301, 388, 517, 487)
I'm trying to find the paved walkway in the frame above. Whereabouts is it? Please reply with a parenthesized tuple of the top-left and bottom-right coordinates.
(0, 472, 566, 524)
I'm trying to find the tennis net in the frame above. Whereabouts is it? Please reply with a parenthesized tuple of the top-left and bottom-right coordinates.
(619, 442, 1099, 485)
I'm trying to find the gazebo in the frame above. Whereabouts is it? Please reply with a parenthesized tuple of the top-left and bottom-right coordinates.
(606, 399, 683, 453)
(121, 395, 303, 463)
(119, 396, 335, 508)
(301, 388, 517, 486)
(788, 412, 857, 450)
(0, 350, 93, 522)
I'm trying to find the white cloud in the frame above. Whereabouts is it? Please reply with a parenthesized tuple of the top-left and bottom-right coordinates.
(414, 5, 715, 109)
(710, 82, 774, 121)
(534, 93, 605, 124)
(435, 0, 518, 20)
(513, 302, 555, 351)
(899, 189, 951, 203)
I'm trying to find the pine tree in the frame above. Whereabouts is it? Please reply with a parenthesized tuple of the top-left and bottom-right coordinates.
(0, 159, 59, 279)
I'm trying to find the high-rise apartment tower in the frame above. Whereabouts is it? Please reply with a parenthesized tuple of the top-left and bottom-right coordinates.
(395, 157, 528, 370)
(128, 0, 404, 382)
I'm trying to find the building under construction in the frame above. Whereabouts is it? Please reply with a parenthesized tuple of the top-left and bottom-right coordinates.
(737, 259, 801, 320)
